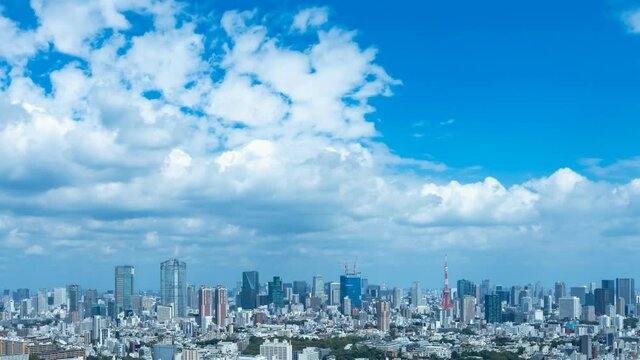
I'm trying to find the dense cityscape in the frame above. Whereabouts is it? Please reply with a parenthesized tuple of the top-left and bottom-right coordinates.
(0, 257, 638, 360)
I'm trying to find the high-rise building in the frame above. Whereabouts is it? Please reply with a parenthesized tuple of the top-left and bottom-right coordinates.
(457, 279, 475, 299)
(53, 288, 67, 308)
(311, 275, 324, 299)
(36, 288, 47, 314)
(602, 280, 615, 305)
(594, 288, 610, 316)
(616, 278, 635, 315)
(329, 282, 340, 306)
(67, 284, 80, 313)
(342, 296, 352, 316)
(461, 295, 475, 324)
(187, 285, 198, 310)
(376, 300, 391, 332)
(570, 286, 587, 305)
(260, 339, 292, 360)
(484, 294, 502, 323)
(293, 281, 308, 300)
(543, 295, 552, 315)
(198, 285, 212, 330)
(115, 265, 134, 315)
(411, 282, 423, 307)
(340, 274, 362, 309)
(554, 282, 566, 304)
(160, 259, 187, 317)
(558, 296, 581, 320)
(268, 276, 283, 308)
(240, 271, 259, 310)
(214, 285, 227, 329)
(580, 335, 592, 359)
(392, 287, 403, 309)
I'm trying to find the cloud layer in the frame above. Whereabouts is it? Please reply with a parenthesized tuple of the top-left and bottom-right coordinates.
(0, 1, 639, 287)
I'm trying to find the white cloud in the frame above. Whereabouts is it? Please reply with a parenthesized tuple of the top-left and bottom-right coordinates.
(144, 231, 160, 247)
(623, 9, 640, 33)
(292, 7, 329, 33)
(25, 244, 45, 255)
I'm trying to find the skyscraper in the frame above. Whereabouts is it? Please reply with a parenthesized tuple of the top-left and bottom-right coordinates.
(240, 271, 259, 310)
(457, 279, 476, 299)
(602, 280, 615, 305)
(160, 259, 187, 317)
(570, 286, 587, 305)
(214, 285, 227, 329)
(198, 285, 212, 330)
(376, 299, 391, 332)
(340, 274, 362, 309)
(484, 294, 502, 323)
(329, 282, 340, 306)
(311, 275, 324, 299)
(392, 287, 403, 309)
(616, 278, 635, 315)
(554, 282, 566, 304)
(67, 284, 80, 313)
(461, 295, 475, 324)
(268, 276, 283, 308)
(594, 288, 610, 316)
(558, 296, 581, 320)
(411, 282, 424, 307)
(115, 265, 134, 315)
(292, 281, 308, 300)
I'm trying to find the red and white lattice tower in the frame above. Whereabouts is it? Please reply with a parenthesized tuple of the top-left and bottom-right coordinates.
(441, 254, 453, 310)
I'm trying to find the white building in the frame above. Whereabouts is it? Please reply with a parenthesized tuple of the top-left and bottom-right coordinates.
(53, 288, 67, 308)
(260, 339, 292, 360)
(558, 297, 581, 320)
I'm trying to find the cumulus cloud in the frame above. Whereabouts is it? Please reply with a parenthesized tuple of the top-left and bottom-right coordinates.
(0, 2, 639, 285)
(291, 7, 329, 32)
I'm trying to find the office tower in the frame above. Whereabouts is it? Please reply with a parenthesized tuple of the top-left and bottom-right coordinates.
(260, 339, 292, 360)
(594, 288, 610, 316)
(582, 306, 596, 322)
(115, 265, 134, 315)
(182, 349, 198, 360)
(53, 288, 67, 307)
(411, 282, 423, 307)
(67, 284, 80, 313)
(214, 285, 227, 329)
(521, 296, 533, 312)
(580, 335, 592, 359)
(461, 295, 475, 324)
(543, 295, 552, 315)
(36, 289, 47, 314)
(311, 275, 324, 299)
(602, 280, 615, 305)
(554, 282, 566, 304)
(160, 259, 187, 317)
(570, 286, 587, 305)
(240, 271, 259, 310)
(293, 281, 308, 300)
(558, 297, 581, 320)
(329, 282, 340, 306)
(616, 278, 635, 315)
(13, 289, 29, 303)
(457, 279, 475, 299)
(392, 287, 403, 309)
(152, 344, 176, 360)
(484, 294, 502, 323)
(342, 296, 352, 316)
(187, 285, 197, 310)
(92, 315, 103, 343)
(268, 276, 284, 308)
(198, 285, 212, 330)
(376, 299, 391, 332)
(617, 297, 625, 316)
(361, 278, 368, 295)
(340, 273, 362, 309)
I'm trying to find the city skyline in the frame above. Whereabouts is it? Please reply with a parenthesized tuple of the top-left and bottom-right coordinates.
(1, 0, 640, 289)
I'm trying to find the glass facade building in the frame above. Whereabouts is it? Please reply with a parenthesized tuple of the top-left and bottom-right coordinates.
(340, 274, 362, 309)
(160, 259, 186, 317)
(115, 265, 134, 314)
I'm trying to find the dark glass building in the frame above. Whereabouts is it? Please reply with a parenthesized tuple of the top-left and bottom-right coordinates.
(241, 271, 259, 309)
(340, 274, 362, 309)
(484, 294, 502, 323)
(160, 259, 187, 317)
(602, 280, 615, 306)
(594, 288, 610, 316)
(616, 278, 635, 315)
(268, 276, 283, 308)
(457, 279, 476, 299)
(115, 265, 134, 314)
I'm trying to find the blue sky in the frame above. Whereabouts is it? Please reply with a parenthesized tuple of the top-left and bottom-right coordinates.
(1, 0, 640, 292)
